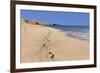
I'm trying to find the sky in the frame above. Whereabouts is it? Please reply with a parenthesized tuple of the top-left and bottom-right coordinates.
(21, 9, 89, 26)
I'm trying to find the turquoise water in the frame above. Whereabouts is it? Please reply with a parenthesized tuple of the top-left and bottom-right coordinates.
(48, 26, 89, 40)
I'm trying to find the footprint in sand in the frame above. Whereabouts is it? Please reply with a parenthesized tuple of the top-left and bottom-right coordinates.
(49, 52, 55, 61)
(38, 30, 54, 61)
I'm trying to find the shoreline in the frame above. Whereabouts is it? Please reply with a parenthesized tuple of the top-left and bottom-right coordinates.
(21, 23, 89, 63)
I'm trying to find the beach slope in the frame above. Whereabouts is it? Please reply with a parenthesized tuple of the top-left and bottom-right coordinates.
(21, 20, 89, 63)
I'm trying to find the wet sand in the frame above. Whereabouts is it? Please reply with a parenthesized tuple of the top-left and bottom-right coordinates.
(21, 22, 89, 63)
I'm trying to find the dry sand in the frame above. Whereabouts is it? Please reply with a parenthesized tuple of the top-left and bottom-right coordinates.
(20, 21, 89, 63)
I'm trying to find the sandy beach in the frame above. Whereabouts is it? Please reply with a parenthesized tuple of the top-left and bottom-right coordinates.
(20, 20, 89, 63)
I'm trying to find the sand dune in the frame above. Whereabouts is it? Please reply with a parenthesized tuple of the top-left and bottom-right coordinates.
(20, 20, 89, 63)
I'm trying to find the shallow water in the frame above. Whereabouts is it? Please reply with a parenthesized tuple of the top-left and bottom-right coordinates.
(48, 25, 89, 40)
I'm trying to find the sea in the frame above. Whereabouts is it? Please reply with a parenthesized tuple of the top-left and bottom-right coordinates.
(48, 25, 89, 41)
